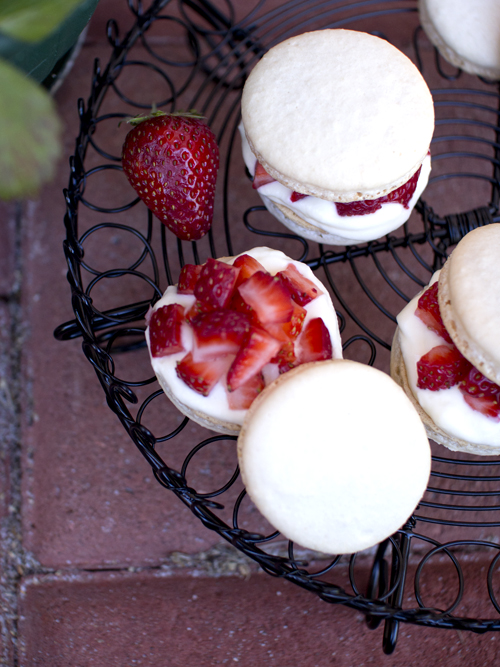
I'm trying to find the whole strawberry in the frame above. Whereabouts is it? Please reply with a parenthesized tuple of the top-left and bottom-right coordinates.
(121, 110, 219, 241)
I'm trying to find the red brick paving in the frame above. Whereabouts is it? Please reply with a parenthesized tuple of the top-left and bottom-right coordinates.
(17, 566, 500, 667)
(1, 0, 499, 665)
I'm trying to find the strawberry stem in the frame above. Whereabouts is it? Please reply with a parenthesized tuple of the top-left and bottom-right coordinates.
(123, 108, 205, 127)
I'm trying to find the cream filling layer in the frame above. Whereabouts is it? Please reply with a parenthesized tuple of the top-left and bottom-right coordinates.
(397, 272, 500, 447)
(240, 124, 431, 242)
(146, 247, 343, 427)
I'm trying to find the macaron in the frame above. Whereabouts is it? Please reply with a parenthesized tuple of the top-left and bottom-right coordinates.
(240, 29, 434, 245)
(419, 0, 500, 80)
(391, 224, 500, 455)
(145, 247, 342, 435)
(237, 360, 431, 555)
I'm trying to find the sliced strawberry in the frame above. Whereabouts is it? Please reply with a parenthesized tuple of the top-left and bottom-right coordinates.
(194, 258, 240, 311)
(226, 372, 265, 410)
(228, 291, 261, 328)
(277, 263, 321, 306)
(253, 162, 275, 189)
(296, 317, 333, 364)
(176, 351, 233, 397)
(271, 340, 298, 374)
(178, 264, 202, 294)
(227, 327, 281, 391)
(233, 254, 267, 287)
(416, 344, 471, 391)
(238, 271, 294, 324)
(290, 191, 307, 202)
(415, 282, 453, 344)
(263, 301, 306, 342)
(191, 310, 251, 360)
(185, 299, 210, 323)
(459, 367, 500, 419)
(149, 304, 185, 357)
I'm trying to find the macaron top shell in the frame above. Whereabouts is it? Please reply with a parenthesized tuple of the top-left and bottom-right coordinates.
(237, 360, 431, 555)
(419, 0, 500, 79)
(241, 29, 434, 202)
(438, 224, 500, 385)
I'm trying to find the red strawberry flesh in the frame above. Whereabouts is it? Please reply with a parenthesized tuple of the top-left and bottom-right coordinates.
(233, 254, 266, 287)
(176, 351, 233, 397)
(194, 258, 240, 310)
(277, 263, 321, 306)
(416, 344, 471, 391)
(191, 310, 251, 360)
(253, 162, 275, 189)
(290, 191, 308, 202)
(149, 304, 185, 357)
(122, 111, 219, 241)
(226, 372, 265, 410)
(296, 317, 333, 364)
(237, 271, 294, 324)
(263, 301, 307, 343)
(178, 264, 202, 294)
(415, 282, 453, 344)
(335, 166, 421, 217)
(227, 327, 281, 391)
(459, 367, 500, 419)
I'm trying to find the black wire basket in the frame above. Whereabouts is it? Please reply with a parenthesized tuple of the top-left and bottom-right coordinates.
(55, 0, 500, 654)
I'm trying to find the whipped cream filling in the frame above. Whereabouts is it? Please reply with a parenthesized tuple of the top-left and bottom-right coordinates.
(146, 247, 343, 427)
(397, 272, 500, 447)
(240, 124, 431, 242)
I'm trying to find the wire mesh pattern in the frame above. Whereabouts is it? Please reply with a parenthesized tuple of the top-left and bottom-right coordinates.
(55, 0, 500, 653)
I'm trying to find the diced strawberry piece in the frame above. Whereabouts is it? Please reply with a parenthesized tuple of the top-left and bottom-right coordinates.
(238, 271, 294, 324)
(228, 291, 261, 328)
(253, 162, 276, 189)
(185, 299, 210, 323)
(194, 258, 240, 311)
(415, 282, 453, 344)
(459, 367, 500, 419)
(461, 392, 500, 419)
(226, 372, 265, 410)
(178, 264, 202, 294)
(271, 340, 298, 374)
(191, 310, 251, 360)
(227, 327, 281, 391)
(176, 351, 233, 397)
(296, 317, 333, 364)
(233, 254, 267, 287)
(290, 191, 307, 202)
(277, 263, 321, 306)
(263, 302, 306, 342)
(149, 304, 185, 357)
(416, 344, 471, 391)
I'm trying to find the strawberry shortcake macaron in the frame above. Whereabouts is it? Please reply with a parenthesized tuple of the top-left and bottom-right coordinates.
(240, 29, 434, 246)
(146, 247, 342, 435)
(419, 0, 500, 80)
(391, 224, 500, 455)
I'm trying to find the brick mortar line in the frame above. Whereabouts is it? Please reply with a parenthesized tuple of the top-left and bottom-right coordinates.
(0, 201, 24, 667)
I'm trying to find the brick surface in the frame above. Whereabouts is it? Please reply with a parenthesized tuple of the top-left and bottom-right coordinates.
(18, 564, 500, 667)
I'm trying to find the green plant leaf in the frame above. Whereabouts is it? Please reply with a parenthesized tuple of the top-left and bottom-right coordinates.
(0, 58, 61, 200)
(0, 0, 85, 43)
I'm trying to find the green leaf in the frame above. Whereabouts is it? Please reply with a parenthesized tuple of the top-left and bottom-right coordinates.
(0, 0, 85, 43)
(0, 59, 61, 200)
